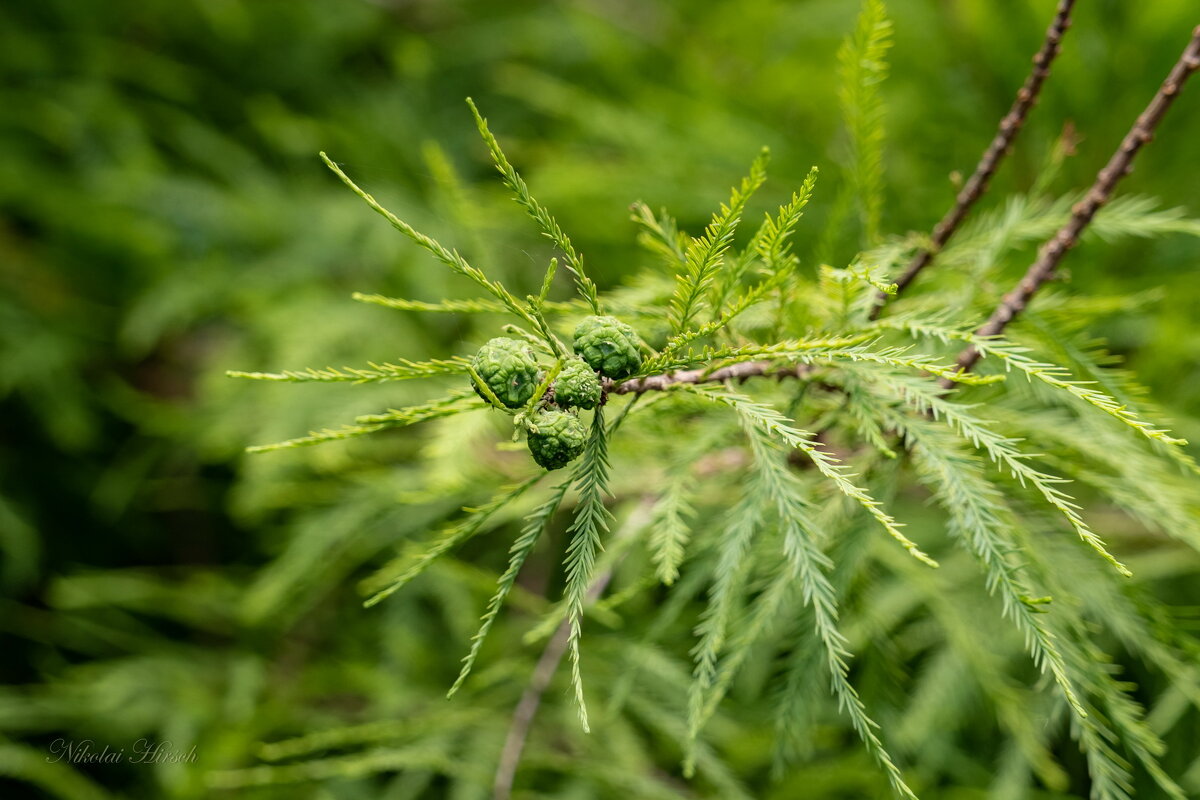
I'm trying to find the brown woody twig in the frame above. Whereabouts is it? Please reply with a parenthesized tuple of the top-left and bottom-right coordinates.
(607, 361, 814, 395)
(491, 615, 571, 800)
(869, 0, 1077, 319)
(943, 25, 1200, 389)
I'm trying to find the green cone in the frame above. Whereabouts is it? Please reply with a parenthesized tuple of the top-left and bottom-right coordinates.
(553, 358, 602, 410)
(526, 409, 587, 470)
(572, 315, 642, 380)
(471, 337, 539, 408)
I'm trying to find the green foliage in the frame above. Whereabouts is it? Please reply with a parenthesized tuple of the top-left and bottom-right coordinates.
(742, 424, 918, 800)
(220, 69, 1200, 794)
(246, 392, 482, 453)
(320, 153, 542, 330)
(362, 476, 542, 609)
(4, 1, 1200, 799)
(669, 148, 769, 332)
(449, 481, 571, 697)
(227, 357, 471, 384)
(830, 0, 893, 252)
(562, 409, 615, 731)
(468, 98, 602, 315)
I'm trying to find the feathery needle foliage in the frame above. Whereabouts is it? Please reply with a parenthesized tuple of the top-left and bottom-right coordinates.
(669, 148, 769, 332)
(836, 0, 893, 246)
(362, 476, 541, 608)
(467, 98, 602, 314)
(245, 394, 482, 453)
(873, 317, 1193, 451)
(449, 481, 572, 697)
(740, 422, 918, 800)
(684, 383, 938, 568)
(320, 152, 541, 329)
(226, 20, 1200, 795)
(560, 410, 613, 732)
(227, 357, 470, 384)
(647, 471, 697, 586)
(10, 2, 1200, 800)
(877, 398, 1089, 717)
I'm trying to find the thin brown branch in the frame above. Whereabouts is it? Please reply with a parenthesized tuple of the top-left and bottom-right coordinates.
(869, 0, 1076, 319)
(607, 361, 814, 395)
(492, 618, 568, 800)
(944, 25, 1200, 389)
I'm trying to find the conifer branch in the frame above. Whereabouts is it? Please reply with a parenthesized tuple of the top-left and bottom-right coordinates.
(685, 491, 765, 768)
(450, 481, 572, 699)
(610, 360, 815, 394)
(946, 25, 1200, 384)
(860, 367, 1132, 576)
(630, 203, 688, 268)
(611, 342, 1000, 395)
(361, 476, 542, 608)
(870, 0, 1077, 317)
(881, 405, 1088, 717)
(638, 335, 874, 375)
(247, 394, 481, 453)
(688, 384, 938, 568)
(669, 149, 769, 332)
(320, 152, 540, 328)
(875, 317, 1192, 450)
(837, 0, 893, 247)
(467, 98, 603, 314)
(743, 427, 918, 800)
(227, 357, 471, 384)
(245, 423, 391, 453)
(352, 292, 583, 315)
(647, 472, 697, 586)
(491, 487, 655, 800)
(656, 270, 790, 360)
(562, 410, 614, 732)
(749, 166, 820, 271)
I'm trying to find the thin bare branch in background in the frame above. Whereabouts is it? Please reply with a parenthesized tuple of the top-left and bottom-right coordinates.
(945, 25, 1200, 386)
(870, 0, 1077, 318)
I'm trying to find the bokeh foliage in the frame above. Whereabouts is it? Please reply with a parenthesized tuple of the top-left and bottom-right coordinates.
(1, 1, 1198, 798)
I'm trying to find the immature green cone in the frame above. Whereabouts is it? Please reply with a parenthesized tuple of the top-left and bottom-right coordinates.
(573, 315, 641, 380)
(526, 409, 587, 470)
(553, 358, 602, 410)
(471, 337, 539, 408)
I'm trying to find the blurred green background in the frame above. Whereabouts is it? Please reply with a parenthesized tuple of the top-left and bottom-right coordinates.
(1, 1, 1198, 798)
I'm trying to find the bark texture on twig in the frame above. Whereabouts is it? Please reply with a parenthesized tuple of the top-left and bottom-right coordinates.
(944, 25, 1200, 388)
(607, 362, 814, 395)
(869, 0, 1077, 319)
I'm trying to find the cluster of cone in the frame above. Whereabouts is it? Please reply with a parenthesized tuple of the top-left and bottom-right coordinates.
(471, 316, 641, 469)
